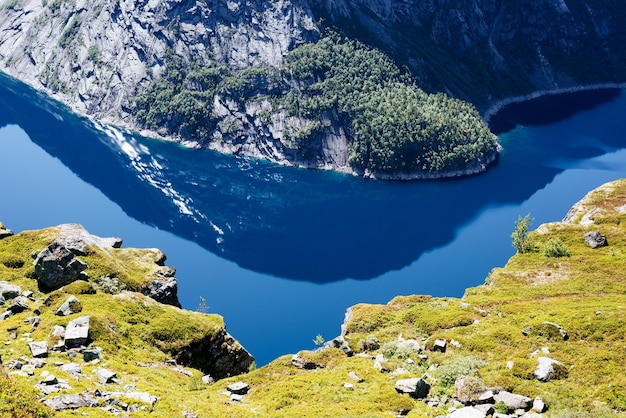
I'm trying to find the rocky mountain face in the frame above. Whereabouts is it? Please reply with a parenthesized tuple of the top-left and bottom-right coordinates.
(0, 0, 624, 176)
(310, 0, 626, 108)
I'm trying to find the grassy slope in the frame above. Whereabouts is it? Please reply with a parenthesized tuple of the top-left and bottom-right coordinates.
(2, 179, 626, 416)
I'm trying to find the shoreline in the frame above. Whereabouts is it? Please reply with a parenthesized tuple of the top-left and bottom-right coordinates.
(482, 82, 626, 126)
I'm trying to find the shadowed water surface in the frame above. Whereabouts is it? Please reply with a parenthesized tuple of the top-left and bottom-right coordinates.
(1, 72, 625, 364)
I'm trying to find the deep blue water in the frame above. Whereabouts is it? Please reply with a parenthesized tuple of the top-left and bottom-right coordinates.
(1, 72, 626, 365)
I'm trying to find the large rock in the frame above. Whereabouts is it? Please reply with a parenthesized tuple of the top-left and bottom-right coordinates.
(493, 391, 532, 411)
(28, 341, 49, 358)
(584, 231, 608, 248)
(64, 316, 90, 348)
(534, 357, 568, 382)
(33, 242, 88, 290)
(447, 406, 487, 418)
(394, 377, 430, 399)
(54, 224, 122, 255)
(0, 281, 21, 301)
(44, 392, 98, 411)
(141, 271, 181, 307)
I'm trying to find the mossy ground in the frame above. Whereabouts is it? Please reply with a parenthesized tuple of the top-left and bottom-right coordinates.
(2, 179, 626, 417)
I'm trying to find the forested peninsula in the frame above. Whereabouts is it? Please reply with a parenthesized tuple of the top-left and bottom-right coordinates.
(1, 0, 625, 178)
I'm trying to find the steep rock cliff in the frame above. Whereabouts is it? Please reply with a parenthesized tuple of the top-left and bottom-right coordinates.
(310, 0, 626, 109)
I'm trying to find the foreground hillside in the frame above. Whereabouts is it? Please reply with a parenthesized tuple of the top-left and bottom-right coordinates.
(2, 178, 626, 417)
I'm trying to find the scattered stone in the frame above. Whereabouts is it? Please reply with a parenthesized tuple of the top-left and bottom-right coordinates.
(165, 359, 178, 366)
(447, 406, 488, 417)
(23, 290, 34, 300)
(0, 227, 13, 239)
(95, 367, 117, 384)
(82, 347, 102, 362)
(323, 336, 353, 356)
(44, 392, 98, 411)
(24, 316, 41, 330)
(55, 295, 82, 316)
(506, 361, 514, 370)
(174, 367, 193, 376)
(493, 391, 532, 411)
(343, 382, 354, 390)
(0, 310, 13, 320)
(7, 296, 29, 313)
(292, 353, 323, 370)
(584, 231, 608, 248)
(107, 391, 158, 406)
(0, 281, 21, 300)
(41, 374, 59, 385)
(393, 367, 410, 375)
(433, 339, 447, 352)
(141, 274, 181, 307)
(534, 357, 568, 382)
(61, 362, 82, 378)
(33, 242, 88, 290)
(202, 374, 215, 385)
(64, 316, 90, 348)
(373, 353, 391, 372)
(29, 358, 46, 368)
(459, 302, 469, 309)
(51, 325, 65, 338)
(348, 371, 364, 382)
(230, 393, 244, 402)
(29, 341, 49, 358)
(533, 396, 547, 413)
(522, 327, 533, 336)
(542, 321, 569, 340)
(6, 359, 23, 369)
(450, 340, 462, 348)
(394, 377, 430, 399)
(182, 411, 198, 418)
(227, 381, 250, 395)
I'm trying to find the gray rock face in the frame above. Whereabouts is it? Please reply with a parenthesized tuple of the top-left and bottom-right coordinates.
(56, 295, 83, 316)
(323, 336, 352, 356)
(64, 315, 90, 348)
(584, 231, 608, 248)
(54, 224, 123, 255)
(394, 377, 430, 399)
(33, 242, 88, 290)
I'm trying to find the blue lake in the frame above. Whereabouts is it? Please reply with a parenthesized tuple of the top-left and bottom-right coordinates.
(1, 72, 626, 365)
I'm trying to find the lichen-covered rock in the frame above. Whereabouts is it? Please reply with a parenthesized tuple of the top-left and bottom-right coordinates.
(141, 272, 181, 307)
(54, 223, 122, 255)
(394, 377, 430, 399)
(44, 392, 98, 411)
(55, 295, 83, 316)
(33, 242, 88, 290)
(64, 316, 90, 348)
(534, 356, 568, 382)
(584, 231, 608, 248)
(493, 391, 532, 411)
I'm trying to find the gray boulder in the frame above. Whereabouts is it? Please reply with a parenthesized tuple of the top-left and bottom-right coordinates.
(64, 316, 90, 348)
(534, 356, 568, 382)
(433, 339, 447, 352)
(61, 362, 83, 378)
(533, 396, 547, 413)
(394, 377, 430, 399)
(584, 231, 608, 248)
(44, 392, 98, 411)
(0, 223, 13, 240)
(56, 295, 82, 316)
(28, 341, 49, 358)
(227, 381, 250, 395)
(7, 296, 29, 313)
(323, 336, 352, 356)
(95, 367, 117, 384)
(54, 224, 122, 255)
(82, 347, 102, 362)
(493, 391, 532, 411)
(447, 406, 487, 418)
(33, 242, 87, 290)
(141, 272, 181, 307)
(0, 281, 21, 300)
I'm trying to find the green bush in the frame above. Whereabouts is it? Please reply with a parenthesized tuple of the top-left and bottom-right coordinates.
(543, 237, 570, 258)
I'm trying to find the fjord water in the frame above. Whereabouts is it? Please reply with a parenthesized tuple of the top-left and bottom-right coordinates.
(1, 73, 626, 365)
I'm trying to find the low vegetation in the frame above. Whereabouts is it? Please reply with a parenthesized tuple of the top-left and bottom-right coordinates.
(2, 179, 626, 416)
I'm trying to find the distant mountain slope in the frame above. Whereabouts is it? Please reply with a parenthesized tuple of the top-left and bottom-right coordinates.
(1, 0, 624, 178)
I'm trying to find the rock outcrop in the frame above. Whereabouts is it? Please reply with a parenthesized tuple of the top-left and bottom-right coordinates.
(33, 243, 88, 290)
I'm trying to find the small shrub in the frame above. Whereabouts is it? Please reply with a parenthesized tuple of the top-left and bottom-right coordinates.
(381, 341, 399, 358)
(543, 237, 570, 258)
(511, 214, 534, 253)
(357, 335, 380, 351)
(436, 356, 488, 387)
(494, 401, 509, 414)
(95, 275, 125, 294)
(313, 334, 325, 346)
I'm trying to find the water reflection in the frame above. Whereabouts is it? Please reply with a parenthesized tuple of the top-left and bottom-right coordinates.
(0, 72, 623, 283)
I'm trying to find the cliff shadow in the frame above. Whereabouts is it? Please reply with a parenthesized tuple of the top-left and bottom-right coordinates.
(1, 73, 623, 283)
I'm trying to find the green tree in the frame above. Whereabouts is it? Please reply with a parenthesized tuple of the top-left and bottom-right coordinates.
(511, 214, 534, 253)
